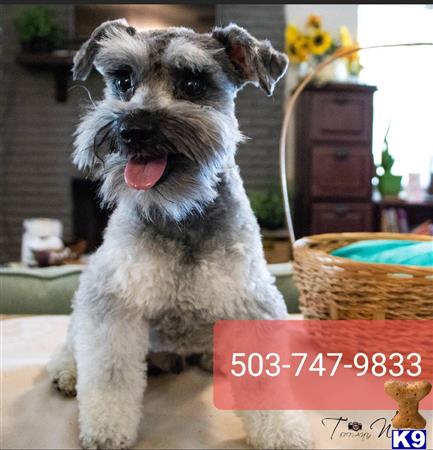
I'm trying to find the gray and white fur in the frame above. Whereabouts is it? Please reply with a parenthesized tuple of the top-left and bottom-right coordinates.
(48, 19, 313, 449)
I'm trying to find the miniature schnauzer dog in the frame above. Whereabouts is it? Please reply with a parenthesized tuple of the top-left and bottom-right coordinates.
(48, 19, 312, 449)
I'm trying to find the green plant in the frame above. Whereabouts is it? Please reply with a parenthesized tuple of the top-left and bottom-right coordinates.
(376, 125, 402, 196)
(379, 125, 395, 174)
(14, 6, 64, 51)
(249, 185, 286, 230)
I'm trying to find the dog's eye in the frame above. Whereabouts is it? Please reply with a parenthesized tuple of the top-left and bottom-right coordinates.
(179, 74, 207, 99)
(114, 72, 133, 93)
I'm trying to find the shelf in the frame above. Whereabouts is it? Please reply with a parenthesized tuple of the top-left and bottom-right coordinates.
(16, 50, 75, 102)
(262, 229, 290, 239)
(373, 196, 433, 232)
(303, 82, 378, 93)
(373, 192, 433, 207)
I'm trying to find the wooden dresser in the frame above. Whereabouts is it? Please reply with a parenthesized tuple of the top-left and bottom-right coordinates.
(294, 82, 377, 237)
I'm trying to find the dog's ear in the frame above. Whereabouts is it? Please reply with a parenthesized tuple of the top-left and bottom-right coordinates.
(212, 23, 288, 96)
(73, 18, 136, 81)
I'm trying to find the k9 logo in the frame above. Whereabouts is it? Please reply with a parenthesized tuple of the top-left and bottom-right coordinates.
(392, 430, 426, 449)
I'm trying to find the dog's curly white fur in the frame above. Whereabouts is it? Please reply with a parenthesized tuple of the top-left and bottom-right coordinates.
(48, 19, 313, 449)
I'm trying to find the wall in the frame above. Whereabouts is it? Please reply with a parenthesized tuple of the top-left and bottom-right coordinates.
(0, 5, 103, 262)
(284, 4, 358, 36)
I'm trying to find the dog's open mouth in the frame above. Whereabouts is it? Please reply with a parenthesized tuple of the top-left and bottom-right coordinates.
(124, 155, 168, 191)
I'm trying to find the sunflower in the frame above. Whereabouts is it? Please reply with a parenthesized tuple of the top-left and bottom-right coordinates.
(285, 24, 299, 45)
(309, 29, 333, 56)
(306, 14, 322, 29)
(286, 34, 310, 64)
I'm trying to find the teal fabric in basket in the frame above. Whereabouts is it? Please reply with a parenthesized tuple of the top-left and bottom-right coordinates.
(331, 239, 433, 267)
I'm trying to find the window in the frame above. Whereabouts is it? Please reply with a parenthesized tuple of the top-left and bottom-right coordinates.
(358, 5, 433, 187)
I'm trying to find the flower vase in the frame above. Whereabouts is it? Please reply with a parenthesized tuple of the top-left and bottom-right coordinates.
(313, 59, 347, 85)
(297, 61, 310, 82)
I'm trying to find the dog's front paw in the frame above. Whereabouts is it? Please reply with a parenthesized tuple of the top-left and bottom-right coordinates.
(80, 419, 137, 450)
(80, 432, 134, 450)
(48, 344, 77, 397)
(79, 402, 139, 450)
(243, 411, 313, 450)
(52, 370, 77, 397)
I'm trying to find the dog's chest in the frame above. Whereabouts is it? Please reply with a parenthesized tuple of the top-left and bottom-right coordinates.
(148, 306, 214, 353)
(116, 241, 247, 352)
(110, 227, 251, 320)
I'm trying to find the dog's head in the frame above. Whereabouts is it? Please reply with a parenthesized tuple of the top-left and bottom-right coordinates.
(73, 19, 288, 221)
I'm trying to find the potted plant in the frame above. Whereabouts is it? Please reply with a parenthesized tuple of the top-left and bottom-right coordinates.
(377, 126, 402, 197)
(249, 186, 291, 263)
(14, 6, 64, 53)
(249, 185, 286, 231)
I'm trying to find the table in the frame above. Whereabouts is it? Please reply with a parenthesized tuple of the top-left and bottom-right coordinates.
(2, 315, 429, 449)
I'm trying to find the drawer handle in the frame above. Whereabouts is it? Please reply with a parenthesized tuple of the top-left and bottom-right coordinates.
(333, 97, 351, 105)
(334, 149, 349, 160)
(334, 205, 349, 215)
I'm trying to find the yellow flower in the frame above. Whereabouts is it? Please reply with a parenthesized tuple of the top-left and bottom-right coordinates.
(307, 14, 322, 29)
(309, 30, 332, 55)
(286, 35, 310, 64)
(339, 25, 353, 47)
(339, 26, 360, 62)
(285, 24, 299, 44)
(346, 45, 360, 62)
(347, 58, 363, 76)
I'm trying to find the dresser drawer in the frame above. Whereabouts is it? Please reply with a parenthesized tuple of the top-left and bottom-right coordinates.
(311, 92, 372, 142)
(311, 145, 372, 199)
(311, 203, 373, 234)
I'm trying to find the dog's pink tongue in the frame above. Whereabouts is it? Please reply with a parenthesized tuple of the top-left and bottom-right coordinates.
(124, 156, 167, 191)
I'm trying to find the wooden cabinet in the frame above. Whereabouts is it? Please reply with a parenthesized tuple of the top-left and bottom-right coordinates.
(311, 203, 373, 234)
(311, 145, 372, 198)
(310, 91, 372, 141)
(294, 83, 377, 237)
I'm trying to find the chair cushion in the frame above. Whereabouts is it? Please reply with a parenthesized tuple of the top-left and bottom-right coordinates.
(0, 265, 83, 314)
(0, 263, 300, 315)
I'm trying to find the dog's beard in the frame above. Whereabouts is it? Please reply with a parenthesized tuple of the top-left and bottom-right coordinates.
(73, 98, 244, 222)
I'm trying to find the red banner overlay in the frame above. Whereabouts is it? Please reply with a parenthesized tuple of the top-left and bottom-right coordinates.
(213, 320, 433, 410)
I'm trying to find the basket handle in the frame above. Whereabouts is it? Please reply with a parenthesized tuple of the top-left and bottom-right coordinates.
(279, 42, 433, 258)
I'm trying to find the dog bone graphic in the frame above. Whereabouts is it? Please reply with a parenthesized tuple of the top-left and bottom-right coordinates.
(384, 380, 432, 429)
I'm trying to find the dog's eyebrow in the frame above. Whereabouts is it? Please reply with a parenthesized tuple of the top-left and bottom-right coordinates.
(162, 37, 214, 71)
(95, 33, 150, 76)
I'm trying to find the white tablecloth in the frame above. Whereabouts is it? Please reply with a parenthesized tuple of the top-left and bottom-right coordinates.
(1, 316, 431, 449)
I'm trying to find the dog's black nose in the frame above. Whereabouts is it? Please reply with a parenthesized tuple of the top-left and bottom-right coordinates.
(119, 126, 132, 144)
(119, 112, 158, 146)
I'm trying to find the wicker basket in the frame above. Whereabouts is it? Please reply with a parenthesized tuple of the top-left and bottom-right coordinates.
(293, 232, 433, 320)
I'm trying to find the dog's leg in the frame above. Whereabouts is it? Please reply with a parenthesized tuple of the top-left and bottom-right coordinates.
(236, 327, 313, 450)
(48, 316, 77, 397)
(229, 283, 313, 449)
(75, 311, 148, 450)
(48, 342, 77, 397)
(206, 342, 313, 449)
(196, 322, 312, 448)
(238, 410, 313, 450)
